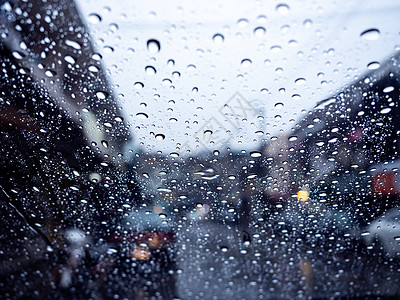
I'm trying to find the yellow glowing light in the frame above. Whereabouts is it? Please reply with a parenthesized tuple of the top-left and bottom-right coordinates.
(297, 190, 309, 201)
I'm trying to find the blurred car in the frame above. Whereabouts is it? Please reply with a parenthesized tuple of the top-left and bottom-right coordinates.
(106, 206, 177, 298)
(363, 207, 400, 257)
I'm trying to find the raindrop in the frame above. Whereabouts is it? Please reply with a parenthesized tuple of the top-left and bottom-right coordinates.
(367, 61, 380, 70)
(276, 3, 290, 15)
(250, 151, 262, 158)
(92, 53, 102, 60)
(115, 116, 124, 122)
(360, 28, 380, 41)
(136, 112, 148, 119)
(213, 150, 220, 156)
(213, 33, 224, 44)
(96, 91, 108, 99)
(169, 118, 177, 123)
(12, 51, 25, 59)
(295, 78, 306, 85)
(204, 130, 213, 135)
(292, 94, 301, 100)
(147, 39, 160, 54)
(170, 152, 179, 158)
(145, 66, 156, 75)
(253, 27, 266, 37)
(101, 140, 109, 148)
(270, 45, 282, 53)
(241, 59, 252, 68)
(261, 88, 268, 94)
(328, 137, 338, 143)
(45, 69, 56, 77)
(66, 39, 81, 50)
(383, 86, 394, 93)
(257, 15, 267, 23)
(275, 102, 284, 109)
(134, 82, 144, 89)
(221, 246, 228, 252)
(155, 134, 165, 140)
(237, 18, 249, 27)
(162, 78, 172, 86)
(88, 13, 102, 24)
(380, 107, 391, 114)
(315, 141, 324, 147)
(187, 64, 196, 71)
(64, 55, 76, 64)
(167, 59, 175, 67)
(172, 71, 181, 79)
(88, 65, 99, 72)
(103, 46, 114, 53)
(288, 136, 297, 141)
(104, 122, 113, 128)
(303, 19, 313, 28)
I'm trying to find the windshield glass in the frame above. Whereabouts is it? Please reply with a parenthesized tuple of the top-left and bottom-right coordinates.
(2, 0, 400, 299)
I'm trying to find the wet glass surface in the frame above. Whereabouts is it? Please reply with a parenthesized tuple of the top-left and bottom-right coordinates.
(1, 0, 400, 299)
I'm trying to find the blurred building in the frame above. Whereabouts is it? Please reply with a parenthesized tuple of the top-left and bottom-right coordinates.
(288, 52, 400, 222)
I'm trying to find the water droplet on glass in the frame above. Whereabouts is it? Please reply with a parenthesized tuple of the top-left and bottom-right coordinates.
(271, 45, 282, 53)
(204, 130, 213, 136)
(103, 46, 114, 54)
(115, 116, 124, 122)
(88, 13, 102, 24)
(96, 91, 108, 99)
(360, 28, 380, 41)
(380, 107, 391, 114)
(12, 51, 25, 59)
(213, 33, 224, 44)
(237, 18, 249, 27)
(64, 55, 76, 64)
(66, 39, 81, 50)
(241, 59, 252, 68)
(213, 150, 220, 156)
(155, 134, 165, 140)
(134, 82, 144, 89)
(295, 78, 306, 85)
(136, 112, 148, 119)
(303, 19, 313, 28)
(292, 94, 301, 100)
(367, 61, 380, 70)
(145, 66, 156, 75)
(92, 53, 102, 60)
(383, 86, 394, 93)
(101, 140, 109, 148)
(253, 27, 266, 37)
(275, 102, 284, 109)
(250, 151, 262, 158)
(172, 71, 181, 79)
(169, 118, 177, 123)
(170, 152, 179, 158)
(187, 64, 196, 71)
(147, 39, 160, 54)
(88, 65, 99, 72)
(167, 59, 175, 68)
(276, 4, 290, 15)
(288, 136, 297, 141)
(221, 246, 228, 252)
(45, 69, 56, 77)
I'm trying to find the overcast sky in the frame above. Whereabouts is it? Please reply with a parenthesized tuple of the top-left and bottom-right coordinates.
(77, 0, 400, 156)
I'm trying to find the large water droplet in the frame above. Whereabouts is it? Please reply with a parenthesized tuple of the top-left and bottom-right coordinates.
(253, 27, 266, 37)
(213, 33, 224, 44)
(295, 78, 306, 85)
(134, 82, 144, 89)
(155, 134, 165, 140)
(360, 28, 380, 41)
(145, 66, 156, 75)
(241, 59, 252, 68)
(66, 39, 81, 50)
(250, 151, 262, 158)
(88, 13, 102, 24)
(101, 140, 109, 148)
(147, 39, 160, 54)
(276, 4, 290, 15)
(136, 112, 148, 119)
(96, 91, 108, 99)
(367, 61, 380, 70)
(64, 55, 76, 64)
(237, 18, 249, 27)
(380, 107, 391, 114)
